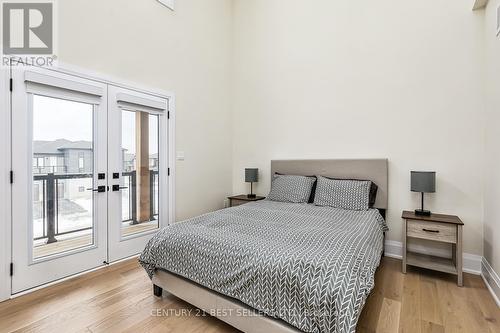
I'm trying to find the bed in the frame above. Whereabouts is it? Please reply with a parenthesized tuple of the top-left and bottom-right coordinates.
(139, 159, 388, 333)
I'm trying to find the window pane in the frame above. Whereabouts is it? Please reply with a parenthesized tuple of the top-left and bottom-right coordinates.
(32, 95, 94, 259)
(121, 110, 159, 236)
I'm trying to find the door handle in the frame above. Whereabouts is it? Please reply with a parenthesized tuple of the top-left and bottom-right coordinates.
(87, 186, 106, 193)
(112, 185, 128, 192)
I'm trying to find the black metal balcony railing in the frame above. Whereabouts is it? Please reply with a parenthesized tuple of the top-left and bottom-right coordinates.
(34, 170, 159, 244)
(121, 171, 136, 223)
(121, 170, 159, 224)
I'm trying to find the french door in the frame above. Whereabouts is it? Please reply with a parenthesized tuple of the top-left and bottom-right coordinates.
(107, 85, 168, 262)
(11, 66, 169, 293)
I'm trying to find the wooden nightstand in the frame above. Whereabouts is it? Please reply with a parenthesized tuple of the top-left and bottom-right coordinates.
(402, 211, 464, 286)
(228, 195, 265, 207)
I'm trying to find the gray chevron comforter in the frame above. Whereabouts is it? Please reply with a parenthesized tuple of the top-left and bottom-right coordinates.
(139, 200, 387, 333)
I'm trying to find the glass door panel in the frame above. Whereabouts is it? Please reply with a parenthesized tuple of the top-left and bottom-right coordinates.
(121, 110, 160, 237)
(31, 95, 95, 259)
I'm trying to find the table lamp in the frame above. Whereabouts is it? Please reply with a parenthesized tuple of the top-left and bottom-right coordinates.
(411, 171, 436, 216)
(245, 168, 258, 198)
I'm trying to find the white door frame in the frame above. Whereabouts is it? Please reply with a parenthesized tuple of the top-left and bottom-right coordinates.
(11, 66, 109, 293)
(0, 61, 175, 301)
(0, 67, 12, 302)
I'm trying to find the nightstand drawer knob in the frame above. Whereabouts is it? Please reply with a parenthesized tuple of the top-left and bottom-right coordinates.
(422, 228, 439, 233)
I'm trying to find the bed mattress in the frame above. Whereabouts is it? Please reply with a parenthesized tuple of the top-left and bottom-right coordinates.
(139, 200, 387, 333)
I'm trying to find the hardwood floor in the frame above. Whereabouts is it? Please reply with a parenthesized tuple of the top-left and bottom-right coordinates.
(0, 257, 498, 333)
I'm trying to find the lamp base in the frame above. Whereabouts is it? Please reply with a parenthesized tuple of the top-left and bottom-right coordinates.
(414, 209, 431, 216)
(247, 194, 256, 199)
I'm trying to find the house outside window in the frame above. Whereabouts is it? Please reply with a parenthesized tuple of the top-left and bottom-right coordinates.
(78, 152, 84, 172)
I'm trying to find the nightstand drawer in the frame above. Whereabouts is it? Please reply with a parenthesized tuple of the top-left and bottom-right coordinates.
(407, 220, 456, 243)
(230, 199, 248, 207)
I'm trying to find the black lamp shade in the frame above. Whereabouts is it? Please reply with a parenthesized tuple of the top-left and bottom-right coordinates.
(411, 171, 436, 193)
(245, 168, 258, 183)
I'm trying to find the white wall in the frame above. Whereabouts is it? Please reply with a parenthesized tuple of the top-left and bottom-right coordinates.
(231, 0, 485, 256)
(58, 0, 234, 221)
(484, 0, 500, 276)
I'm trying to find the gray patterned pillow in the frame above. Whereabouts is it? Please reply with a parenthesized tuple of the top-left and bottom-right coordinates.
(313, 176, 372, 210)
(267, 174, 316, 203)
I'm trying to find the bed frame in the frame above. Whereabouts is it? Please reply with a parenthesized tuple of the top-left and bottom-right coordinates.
(152, 159, 388, 333)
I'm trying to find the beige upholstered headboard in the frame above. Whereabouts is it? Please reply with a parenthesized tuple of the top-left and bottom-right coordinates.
(271, 159, 388, 210)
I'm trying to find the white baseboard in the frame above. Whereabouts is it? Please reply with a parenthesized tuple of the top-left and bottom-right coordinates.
(384, 240, 482, 275)
(481, 257, 500, 308)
